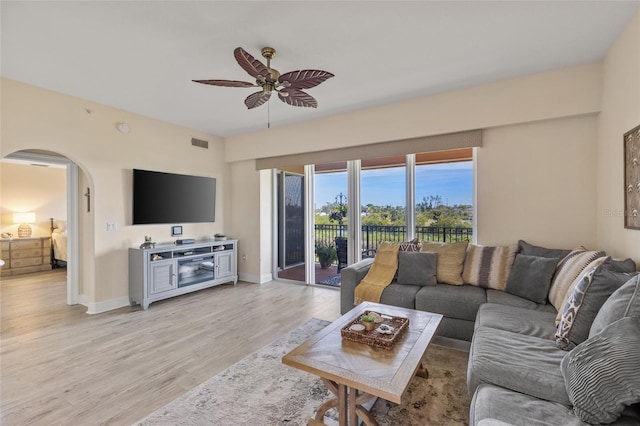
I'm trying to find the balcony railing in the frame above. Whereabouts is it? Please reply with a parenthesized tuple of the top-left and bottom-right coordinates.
(314, 224, 472, 253)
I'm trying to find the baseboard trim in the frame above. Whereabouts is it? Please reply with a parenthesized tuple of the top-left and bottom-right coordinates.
(238, 272, 273, 284)
(80, 295, 131, 314)
(260, 273, 273, 284)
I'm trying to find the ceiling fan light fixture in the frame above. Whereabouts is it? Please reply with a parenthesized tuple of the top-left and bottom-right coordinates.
(193, 46, 334, 110)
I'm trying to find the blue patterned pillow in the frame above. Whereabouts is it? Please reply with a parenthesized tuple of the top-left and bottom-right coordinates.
(555, 258, 637, 350)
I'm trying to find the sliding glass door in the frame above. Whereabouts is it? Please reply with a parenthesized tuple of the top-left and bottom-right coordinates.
(275, 171, 305, 282)
(314, 162, 348, 286)
(272, 149, 474, 286)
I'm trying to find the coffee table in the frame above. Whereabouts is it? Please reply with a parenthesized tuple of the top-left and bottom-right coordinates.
(282, 301, 442, 426)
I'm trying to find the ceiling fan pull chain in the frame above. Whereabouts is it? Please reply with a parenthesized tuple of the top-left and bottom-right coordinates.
(268, 99, 271, 129)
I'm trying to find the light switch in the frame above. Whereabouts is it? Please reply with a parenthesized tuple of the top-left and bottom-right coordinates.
(106, 222, 117, 231)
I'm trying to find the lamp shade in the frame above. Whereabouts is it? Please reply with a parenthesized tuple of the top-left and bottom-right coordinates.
(13, 212, 36, 224)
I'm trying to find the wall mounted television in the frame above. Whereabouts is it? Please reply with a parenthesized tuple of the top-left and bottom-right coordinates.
(133, 169, 216, 225)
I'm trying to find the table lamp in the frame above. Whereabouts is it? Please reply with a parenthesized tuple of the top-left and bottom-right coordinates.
(13, 212, 36, 238)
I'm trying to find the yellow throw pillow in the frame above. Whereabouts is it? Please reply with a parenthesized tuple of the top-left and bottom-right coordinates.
(421, 240, 469, 285)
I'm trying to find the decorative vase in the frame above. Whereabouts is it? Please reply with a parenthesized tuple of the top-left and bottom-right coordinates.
(362, 321, 375, 331)
(319, 257, 332, 269)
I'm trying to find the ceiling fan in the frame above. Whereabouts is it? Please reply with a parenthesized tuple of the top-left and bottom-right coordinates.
(193, 47, 334, 109)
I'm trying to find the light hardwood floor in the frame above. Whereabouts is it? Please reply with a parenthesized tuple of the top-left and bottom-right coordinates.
(0, 270, 341, 425)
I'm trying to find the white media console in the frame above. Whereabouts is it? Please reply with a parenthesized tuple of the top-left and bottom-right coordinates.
(129, 239, 238, 309)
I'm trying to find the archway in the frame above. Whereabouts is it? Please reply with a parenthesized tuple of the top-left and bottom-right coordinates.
(1, 149, 93, 307)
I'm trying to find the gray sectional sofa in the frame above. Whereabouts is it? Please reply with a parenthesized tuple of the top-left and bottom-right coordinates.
(340, 241, 640, 425)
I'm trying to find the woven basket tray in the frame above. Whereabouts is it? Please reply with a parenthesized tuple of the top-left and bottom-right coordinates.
(341, 310, 409, 350)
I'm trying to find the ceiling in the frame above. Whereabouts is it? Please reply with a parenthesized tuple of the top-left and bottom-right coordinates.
(2, 1, 638, 137)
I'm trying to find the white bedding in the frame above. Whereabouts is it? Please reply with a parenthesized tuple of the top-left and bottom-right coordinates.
(52, 230, 68, 261)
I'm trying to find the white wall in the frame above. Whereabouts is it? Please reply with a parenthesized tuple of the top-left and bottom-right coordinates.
(1, 79, 228, 312)
(597, 10, 640, 264)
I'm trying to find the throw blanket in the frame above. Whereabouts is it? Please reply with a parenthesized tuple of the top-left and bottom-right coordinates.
(354, 241, 400, 305)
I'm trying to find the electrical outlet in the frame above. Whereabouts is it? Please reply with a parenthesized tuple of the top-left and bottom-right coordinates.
(106, 222, 117, 231)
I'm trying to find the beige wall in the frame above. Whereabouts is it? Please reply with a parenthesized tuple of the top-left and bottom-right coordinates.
(477, 116, 598, 248)
(225, 62, 602, 162)
(227, 63, 605, 262)
(1, 79, 227, 312)
(228, 160, 263, 282)
(3, 10, 638, 312)
(0, 162, 66, 238)
(597, 10, 640, 264)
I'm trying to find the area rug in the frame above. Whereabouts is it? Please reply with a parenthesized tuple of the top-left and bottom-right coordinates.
(318, 275, 341, 287)
(133, 318, 470, 426)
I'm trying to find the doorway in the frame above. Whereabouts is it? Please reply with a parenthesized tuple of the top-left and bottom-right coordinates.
(1, 150, 80, 305)
(275, 171, 306, 283)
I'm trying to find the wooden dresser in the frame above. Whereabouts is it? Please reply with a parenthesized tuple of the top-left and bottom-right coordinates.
(0, 237, 52, 276)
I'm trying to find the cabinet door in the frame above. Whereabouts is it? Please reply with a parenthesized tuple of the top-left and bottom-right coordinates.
(215, 251, 234, 279)
(149, 261, 176, 294)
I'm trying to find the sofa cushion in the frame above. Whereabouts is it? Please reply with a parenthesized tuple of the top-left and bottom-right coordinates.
(470, 384, 640, 426)
(562, 317, 640, 424)
(475, 303, 558, 340)
(485, 289, 557, 313)
(506, 254, 558, 304)
(436, 317, 476, 342)
(462, 244, 517, 291)
(517, 240, 572, 262)
(548, 247, 606, 312)
(470, 384, 576, 426)
(556, 258, 638, 350)
(468, 326, 570, 405)
(421, 240, 468, 285)
(396, 251, 437, 286)
(379, 283, 421, 309)
(415, 284, 486, 322)
(590, 275, 640, 337)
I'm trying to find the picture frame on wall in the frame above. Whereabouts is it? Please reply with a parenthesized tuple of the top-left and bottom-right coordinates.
(171, 225, 183, 237)
(624, 124, 640, 230)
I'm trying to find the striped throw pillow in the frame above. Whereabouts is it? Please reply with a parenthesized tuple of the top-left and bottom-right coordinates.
(561, 316, 640, 424)
(548, 247, 605, 312)
(462, 244, 517, 291)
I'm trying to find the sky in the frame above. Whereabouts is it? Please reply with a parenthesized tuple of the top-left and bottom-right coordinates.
(314, 161, 473, 208)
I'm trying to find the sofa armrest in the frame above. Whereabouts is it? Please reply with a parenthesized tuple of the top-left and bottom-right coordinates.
(340, 258, 374, 314)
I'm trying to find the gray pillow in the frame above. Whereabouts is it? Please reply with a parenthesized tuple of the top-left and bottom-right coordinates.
(518, 240, 571, 262)
(397, 251, 437, 286)
(505, 254, 558, 304)
(555, 257, 638, 350)
(589, 275, 640, 338)
(561, 316, 640, 424)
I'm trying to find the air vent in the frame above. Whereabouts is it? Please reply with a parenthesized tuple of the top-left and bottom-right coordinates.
(191, 138, 209, 149)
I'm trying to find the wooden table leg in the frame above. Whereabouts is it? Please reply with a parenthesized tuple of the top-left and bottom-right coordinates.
(415, 362, 429, 379)
(338, 383, 347, 426)
(312, 378, 379, 425)
(348, 387, 358, 425)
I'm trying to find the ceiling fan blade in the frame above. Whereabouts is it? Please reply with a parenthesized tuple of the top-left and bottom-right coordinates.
(278, 89, 318, 108)
(278, 70, 334, 90)
(193, 79, 256, 88)
(244, 91, 271, 109)
(234, 47, 269, 79)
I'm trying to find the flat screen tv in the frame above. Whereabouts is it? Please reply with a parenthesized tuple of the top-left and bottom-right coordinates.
(133, 169, 216, 225)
